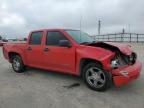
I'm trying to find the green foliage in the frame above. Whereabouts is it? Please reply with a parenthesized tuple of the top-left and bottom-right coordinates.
(0, 36, 2, 40)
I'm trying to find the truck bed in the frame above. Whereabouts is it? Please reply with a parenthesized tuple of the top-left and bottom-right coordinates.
(3, 42, 27, 61)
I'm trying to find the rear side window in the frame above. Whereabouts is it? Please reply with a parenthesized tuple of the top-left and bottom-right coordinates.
(46, 31, 68, 46)
(29, 32, 43, 45)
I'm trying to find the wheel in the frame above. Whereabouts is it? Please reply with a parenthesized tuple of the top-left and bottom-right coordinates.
(83, 62, 112, 91)
(11, 55, 25, 73)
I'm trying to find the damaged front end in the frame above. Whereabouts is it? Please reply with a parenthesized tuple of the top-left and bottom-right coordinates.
(88, 42, 136, 69)
(87, 42, 142, 87)
(110, 52, 137, 69)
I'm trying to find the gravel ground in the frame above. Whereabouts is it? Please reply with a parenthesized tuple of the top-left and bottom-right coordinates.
(0, 43, 144, 108)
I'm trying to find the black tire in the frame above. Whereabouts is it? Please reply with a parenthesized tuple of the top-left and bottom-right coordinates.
(82, 62, 112, 91)
(11, 55, 25, 73)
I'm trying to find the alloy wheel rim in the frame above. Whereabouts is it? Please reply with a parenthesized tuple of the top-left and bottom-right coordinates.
(86, 67, 106, 88)
(12, 58, 20, 71)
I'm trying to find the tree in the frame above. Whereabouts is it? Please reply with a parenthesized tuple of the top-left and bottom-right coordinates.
(0, 35, 2, 40)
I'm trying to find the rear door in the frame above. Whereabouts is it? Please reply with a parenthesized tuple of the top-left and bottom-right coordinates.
(26, 31, 44, 67)
(43, 31, 76, 74)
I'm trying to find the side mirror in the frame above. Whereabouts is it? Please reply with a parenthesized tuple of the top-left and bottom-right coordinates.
(59, 40, 72, 48)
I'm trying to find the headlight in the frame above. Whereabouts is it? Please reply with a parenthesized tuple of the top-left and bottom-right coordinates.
(111, 59, 119, 69)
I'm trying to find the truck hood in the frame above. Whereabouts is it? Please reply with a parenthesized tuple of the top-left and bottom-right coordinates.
(88, 42, 132, 55)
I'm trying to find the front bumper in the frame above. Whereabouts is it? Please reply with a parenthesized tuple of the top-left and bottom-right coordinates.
(112, 60, 142, 87)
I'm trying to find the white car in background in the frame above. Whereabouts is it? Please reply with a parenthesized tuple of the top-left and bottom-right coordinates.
(0, 40, 6, 46)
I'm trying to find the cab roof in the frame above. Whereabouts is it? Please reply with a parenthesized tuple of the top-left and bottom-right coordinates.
(30, 28, 80, 33)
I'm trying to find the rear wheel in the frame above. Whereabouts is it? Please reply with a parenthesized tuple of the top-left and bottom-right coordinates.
(83, 62, 112, 91)
(11, 55, 25, 73)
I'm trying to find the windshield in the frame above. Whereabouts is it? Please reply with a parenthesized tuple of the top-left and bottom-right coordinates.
(65, 30, 94, 44)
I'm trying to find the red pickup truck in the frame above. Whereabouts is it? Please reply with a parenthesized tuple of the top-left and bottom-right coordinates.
(3, 29, 142, 91)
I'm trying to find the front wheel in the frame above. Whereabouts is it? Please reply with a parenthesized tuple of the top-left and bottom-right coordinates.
(83, 62, 112, 91)
(11, 55, 25, 73)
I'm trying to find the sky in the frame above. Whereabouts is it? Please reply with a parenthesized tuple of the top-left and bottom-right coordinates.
(0, 0, 144, 38)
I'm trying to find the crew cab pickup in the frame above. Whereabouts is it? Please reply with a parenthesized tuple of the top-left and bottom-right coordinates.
(3, 29, 142, 91)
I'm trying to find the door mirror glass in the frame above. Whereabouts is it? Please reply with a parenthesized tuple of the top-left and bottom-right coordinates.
(59, 40, 72, 48)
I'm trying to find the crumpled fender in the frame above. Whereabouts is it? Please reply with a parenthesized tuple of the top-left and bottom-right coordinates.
(76, 45, 115, 74)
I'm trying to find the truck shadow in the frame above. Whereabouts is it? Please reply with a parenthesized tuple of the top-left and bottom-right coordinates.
(14, 67, 143, 92)
(23, 67, 83, 89)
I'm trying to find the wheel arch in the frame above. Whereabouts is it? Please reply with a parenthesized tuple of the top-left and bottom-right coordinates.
(80, 58, 103, 76)
(8, 52, 22, 63)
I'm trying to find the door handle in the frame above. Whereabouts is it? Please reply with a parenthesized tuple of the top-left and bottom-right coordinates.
(43, 48, 49, 52)
(27, 47, 32, 51)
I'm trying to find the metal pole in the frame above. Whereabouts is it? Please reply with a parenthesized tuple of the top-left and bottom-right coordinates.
(130, 33, 131, 43)
(115, 34, 116, 42)
(80, 16, 82, 42)
(98, 20, 101, 35)
(129, 24, 130, 33)
(137, 34, 138, 43)
(120, 33, 122, 42)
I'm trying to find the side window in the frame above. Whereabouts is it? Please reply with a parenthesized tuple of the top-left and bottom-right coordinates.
(29, 32, 43, 45)
(46, 31, 68, 46)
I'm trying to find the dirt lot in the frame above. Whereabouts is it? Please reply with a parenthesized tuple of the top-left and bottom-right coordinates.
(0, 43, 144, 108)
